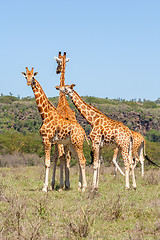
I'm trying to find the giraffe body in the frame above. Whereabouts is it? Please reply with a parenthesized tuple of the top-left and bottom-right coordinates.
(22, 68, 87, 192)
(56, 85, 136, 190)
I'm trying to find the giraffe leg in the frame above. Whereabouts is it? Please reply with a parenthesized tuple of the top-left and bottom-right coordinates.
(59, 157, 64, 191)
(78, 162, 82, 191)
(121, 150, 130, 190)
(58, 144, 65, 191)
(96, 148, 102, 188)
(65, 148, 71, 190)
(51, 144, 58, 190)
(128, 146, 136, 189)
(113, 147, 125, 176)
(139, 145, 144, 177)
(131, 164, 136, 189)
(72, 145, 87, 192)
(78, 153, 87, 192)
(92, 144, 100, 190)
(43, 140, 51, 192)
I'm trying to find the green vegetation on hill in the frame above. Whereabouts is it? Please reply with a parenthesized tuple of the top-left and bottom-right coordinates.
(0, 94, 160, 166)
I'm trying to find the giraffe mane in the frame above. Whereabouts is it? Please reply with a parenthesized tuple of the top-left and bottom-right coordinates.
(73, 91, 107, 118)
(34, 79, 56, 110)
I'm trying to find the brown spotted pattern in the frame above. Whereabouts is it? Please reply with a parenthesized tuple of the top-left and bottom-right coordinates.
(56, 85, 137, 190)
(22, 68, 87, 192)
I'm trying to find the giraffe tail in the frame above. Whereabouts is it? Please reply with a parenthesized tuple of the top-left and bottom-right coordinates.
(144, 155, 160, 168)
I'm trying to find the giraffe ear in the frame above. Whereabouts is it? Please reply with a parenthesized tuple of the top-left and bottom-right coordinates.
(55, 86, 60, 90)
(70, 84, 75, 89)
(34, 72, 38, 76)
(66, 58, 70, 62)
(21, 72, 26, 76)
(54, 57, 62, 63)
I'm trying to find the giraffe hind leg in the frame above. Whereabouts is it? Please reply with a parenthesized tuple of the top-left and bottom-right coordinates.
(113, 147, 125, 176)
(65, 149, 71, 190)
(51, 144, 58, 190)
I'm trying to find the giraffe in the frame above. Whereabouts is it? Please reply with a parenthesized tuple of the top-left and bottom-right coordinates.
(22, 68, 87, 192)
(114, 130, 160, 177)
(56, 84, 136, 190)
(113, 131, 146, 177)
(51, 52, 77, 191)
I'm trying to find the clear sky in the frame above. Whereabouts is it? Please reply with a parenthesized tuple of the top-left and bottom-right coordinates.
(0, 0, 160, 100)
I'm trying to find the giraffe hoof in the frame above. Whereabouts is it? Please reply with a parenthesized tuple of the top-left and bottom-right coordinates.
(82, 187, 86, 192)
(133, 186, 137, 190)
(58, 188, 63, 192)
(50, 181, 55, 190)
(125, 187, 130, 190)
(42, 187, 48, 192)
(92, 187, 98, 192)
(50, 185, 55, 191)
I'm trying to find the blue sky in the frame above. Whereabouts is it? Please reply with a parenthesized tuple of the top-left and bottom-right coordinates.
(0, 0, 160, 100)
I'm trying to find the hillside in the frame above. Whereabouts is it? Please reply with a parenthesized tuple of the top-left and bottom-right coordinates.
(0, 95, 160, 166)
(0, 95, 160, 139)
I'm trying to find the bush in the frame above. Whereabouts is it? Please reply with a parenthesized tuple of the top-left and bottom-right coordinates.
(146, 129, 160, 142)
(143, 101, 157, 109)
(0, 95, 19, 103)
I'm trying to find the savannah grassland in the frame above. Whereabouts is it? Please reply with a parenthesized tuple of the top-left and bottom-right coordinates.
(0, 96, 160, 239)
(0, 164, 160, 240)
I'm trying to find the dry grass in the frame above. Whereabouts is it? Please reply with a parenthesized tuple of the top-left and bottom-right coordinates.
(0, 165, 160, 239)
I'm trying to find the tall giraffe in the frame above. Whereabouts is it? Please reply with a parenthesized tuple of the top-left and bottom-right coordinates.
(22, 68, 87, 192)
(51, 52, 77, 191)
(56, 84, 136, 190)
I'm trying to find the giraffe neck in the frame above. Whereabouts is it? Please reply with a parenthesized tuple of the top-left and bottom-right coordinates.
(60, 60, 65, 87)
(57, 59, 70, 109)
(68, 90, 101, 126)
(31, 79, 56, 120)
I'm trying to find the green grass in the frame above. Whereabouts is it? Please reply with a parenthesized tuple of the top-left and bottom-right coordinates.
(0, 165, 160, 239)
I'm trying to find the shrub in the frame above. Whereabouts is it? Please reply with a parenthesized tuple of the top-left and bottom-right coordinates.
(143, 101, 157, 109)
(146, 129, 160, 142)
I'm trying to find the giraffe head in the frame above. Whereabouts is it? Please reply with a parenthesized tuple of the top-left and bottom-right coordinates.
(54, 52, 69, 74)
(22, 67, 38, 86)
(55, 84, 76, 96)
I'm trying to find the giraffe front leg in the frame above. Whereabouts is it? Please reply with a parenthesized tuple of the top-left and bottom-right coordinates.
(78, 151, 87, 192)
(43, 140, 51, 192)
(78, 162, 82, 191)
(92, 144, 100, 190)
